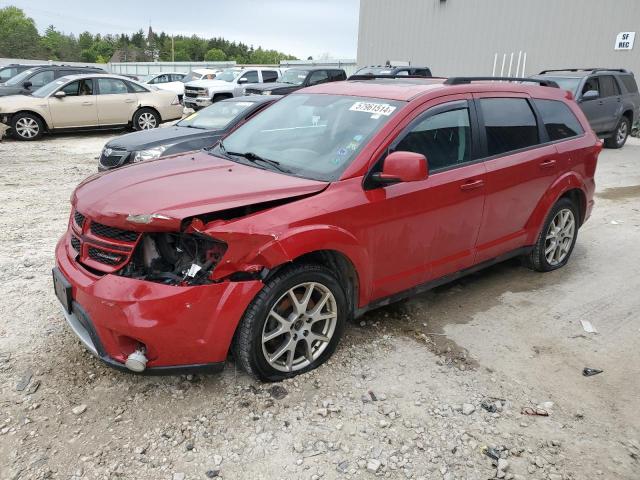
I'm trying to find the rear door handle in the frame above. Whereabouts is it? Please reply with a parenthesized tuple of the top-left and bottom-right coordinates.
(460, 179, 484, 191)
(125, 99, 136, 103)
(81, 101, 93, 106)
(539, 159, 557, 169)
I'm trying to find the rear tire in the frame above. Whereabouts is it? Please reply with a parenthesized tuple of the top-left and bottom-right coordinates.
(11, 112, 43, 141)
(524, 198, 579, 272)
(132, 108, 160, 131)
(232, 264, 347, 382)
(604, 116, 630, 149)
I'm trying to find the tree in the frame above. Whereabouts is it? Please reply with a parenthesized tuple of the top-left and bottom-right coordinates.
(0, 7, 41, 58)
(204, 48, 226, 61)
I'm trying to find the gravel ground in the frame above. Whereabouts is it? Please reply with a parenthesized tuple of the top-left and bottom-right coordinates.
(0, 128, 639, 480)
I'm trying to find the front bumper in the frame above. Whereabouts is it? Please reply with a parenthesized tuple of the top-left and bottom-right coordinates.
(183, 96, 213, 108)
(54, 234, 263, 373)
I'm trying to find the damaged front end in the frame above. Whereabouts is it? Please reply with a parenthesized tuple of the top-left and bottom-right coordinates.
(117, 232, 228, 286)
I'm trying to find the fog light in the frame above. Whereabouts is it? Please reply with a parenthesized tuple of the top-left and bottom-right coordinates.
(125, 349, 148, 372)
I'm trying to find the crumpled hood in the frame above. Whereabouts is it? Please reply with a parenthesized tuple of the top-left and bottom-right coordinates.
(185, 80, 232, 90)
(106, 126, 219, 151)
(73, 151, 328, 231)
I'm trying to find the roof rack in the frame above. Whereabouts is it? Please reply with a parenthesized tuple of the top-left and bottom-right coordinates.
(348, 74, 435, 81)
(444, 76, 559, 88)
(539, 68, 629, 74)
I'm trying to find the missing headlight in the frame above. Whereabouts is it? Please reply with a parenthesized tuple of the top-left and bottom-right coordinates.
(118, 232, 227, 286)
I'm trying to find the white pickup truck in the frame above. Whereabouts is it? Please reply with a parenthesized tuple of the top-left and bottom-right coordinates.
(183, 67, 281, 110)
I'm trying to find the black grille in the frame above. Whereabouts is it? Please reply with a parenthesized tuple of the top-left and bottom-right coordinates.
(99, 148, 130, 168)
(88, 247, 125, 266)
(184, 87, 205, 98)
(90, 222, 139, 242)
(74, 211, 85, 228)
(70, 236, 81, 251)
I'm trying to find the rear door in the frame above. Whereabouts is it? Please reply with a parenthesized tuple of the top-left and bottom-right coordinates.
(96, 77, 138, 125)
(473, 94, 561, 262)
(48, 79, 98, 127)
(598, 75, 623, 132)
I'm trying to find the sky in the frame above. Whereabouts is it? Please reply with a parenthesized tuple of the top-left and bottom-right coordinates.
(1, 0, 360, 59)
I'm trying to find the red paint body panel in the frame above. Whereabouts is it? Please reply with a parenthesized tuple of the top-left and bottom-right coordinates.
(54, 80, 601, 371)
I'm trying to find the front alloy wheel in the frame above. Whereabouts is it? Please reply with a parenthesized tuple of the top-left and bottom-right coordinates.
(233, 264, 347, 381)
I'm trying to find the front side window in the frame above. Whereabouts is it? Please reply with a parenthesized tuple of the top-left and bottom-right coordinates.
(308, 70, 329, 86)
(218, 94, 404, 181)
(152, 74, 170, 84)
(28, 70, 55, 88)
(97, 78, 129, 94)
(395, 104, 471, 171)
(60, 79, 94, 96)
(240, 71, 259, 83)
(599, 75, 620, 97)
(582, 77, 600, 96)
(178, 100, 257, 130)
(480, 98, 539, 156)
(534, 99, 584, 141)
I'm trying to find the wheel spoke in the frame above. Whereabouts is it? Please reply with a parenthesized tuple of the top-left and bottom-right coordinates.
(263, 325, 287, 343)
(308, 291, 330, 317)
(308, 332, 330, 344)
(269, 336, 294, 363)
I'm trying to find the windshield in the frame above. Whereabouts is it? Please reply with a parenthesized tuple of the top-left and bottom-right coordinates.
(31, 77, 70, 97)
(182, 71, 203, 82)
(178, 100, 258, 129)
(215, 69, 241, 82)
(217, 94, 404, 181)
(280, 69, 309, 85)
(356, 67, 394, 75)
(540, 76, 581, 94)
(5, 69, 35, 86)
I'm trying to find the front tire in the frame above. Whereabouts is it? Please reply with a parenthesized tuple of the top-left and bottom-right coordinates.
(132, 108, 160, 131)
(11, 112, 43, 141)
(525, 198, 578, 272)
(233, 264, 347, 382)
(604, 116, 630, 149)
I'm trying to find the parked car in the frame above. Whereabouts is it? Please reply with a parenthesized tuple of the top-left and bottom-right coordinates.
(183, 67, 281, 110)
(98, 95, 281, 171)
(139, 72, 187, 99)
(244, 67, 347, 96)
(0, 63, 48, 83)
(353, 64, 432, 77)
(532, 68, 640, 148)
(53, 75, 601, 379)
(0, 65, 106, 97)
(0, 73, 182, 140)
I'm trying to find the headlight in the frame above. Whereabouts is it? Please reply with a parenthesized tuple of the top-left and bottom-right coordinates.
(171, 95, 180, 105)
(262, 91, 272, 95)
(133, 146, 167, 162)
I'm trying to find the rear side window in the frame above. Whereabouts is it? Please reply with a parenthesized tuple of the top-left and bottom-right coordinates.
(97, 78, 129, 94)
(308, 70, 330, 86)
(599, 75, 620, 97)
(395, 104, 471, 171)
(127, 81, 148, 93)
(329, 70, 346, 81)
(534, 99, 584, 141)
(479, 98, 539, 156)
(619, 74, 638, 93)
(262, 70, 279, 83)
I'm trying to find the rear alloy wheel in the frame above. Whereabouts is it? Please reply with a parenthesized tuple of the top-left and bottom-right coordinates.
(525, 198, 578, 272)
(604, 116, 630, 149)
(11, 113, 43, 141)
(133, 108, 160, 131)
(233, 264, 347, 381)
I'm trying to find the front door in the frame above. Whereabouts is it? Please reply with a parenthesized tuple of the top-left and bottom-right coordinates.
(361, 97, 487, 299)
(96, 77, 138, 125)
(578, 76, 606, 133)
(48, 79, 98, 128)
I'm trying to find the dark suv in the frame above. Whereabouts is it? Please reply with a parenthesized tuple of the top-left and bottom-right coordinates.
(244, 67, 347, 96)
(533, 68, 640, 148)
(353, 65, 432, 77)
(0, 65, 107, 97)
(0, 63, 48, 83)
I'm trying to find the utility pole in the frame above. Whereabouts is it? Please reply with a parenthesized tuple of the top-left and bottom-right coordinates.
(172, 35, 175, 62)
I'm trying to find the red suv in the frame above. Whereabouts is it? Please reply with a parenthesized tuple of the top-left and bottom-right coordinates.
(53, 76, 601, 380)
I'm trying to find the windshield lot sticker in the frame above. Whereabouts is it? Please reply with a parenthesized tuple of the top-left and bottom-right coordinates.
(349, 102, 396, 117)
(336, 147, 349, 156)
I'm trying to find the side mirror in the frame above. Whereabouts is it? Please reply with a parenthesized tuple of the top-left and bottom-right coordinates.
(53, 90, 66, 98)
(372, 151, 428, 185)
(23, 81, 32, 89)
(581, 90, 599, 101)
(237, 77, 248, 84)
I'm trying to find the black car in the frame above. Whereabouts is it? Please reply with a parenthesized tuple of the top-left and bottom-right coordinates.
(532, 68, 640, 148)
(352, 65, 432, 77)
(0, 65, 106, 97)
(98, 95, 281, 171)
(244, 67, 346, 96)
(0, 64, 49, 83)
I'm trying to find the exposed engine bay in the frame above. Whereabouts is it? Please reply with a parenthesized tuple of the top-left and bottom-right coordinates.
(118, 232, 227, 286)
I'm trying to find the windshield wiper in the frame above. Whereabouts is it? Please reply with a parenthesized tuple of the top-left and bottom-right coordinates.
(216, 141, 290, 173)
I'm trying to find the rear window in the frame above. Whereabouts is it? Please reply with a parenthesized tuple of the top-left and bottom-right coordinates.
(534, 99, 584, 141)
(480, 98, 539, 156)
(599, 75, 620, 97)
(619, 74, 639, 93)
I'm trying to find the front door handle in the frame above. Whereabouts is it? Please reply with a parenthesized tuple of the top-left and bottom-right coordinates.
(81, 101, 93, 106)
(460, 179, 484, 191)
(539, 159, 557, 169)
(125, 99, 136, 103)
